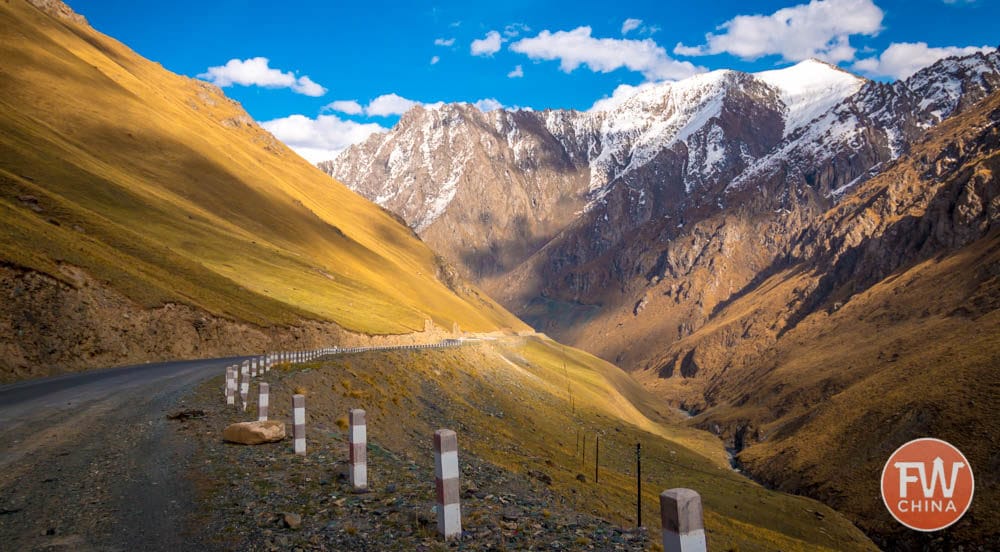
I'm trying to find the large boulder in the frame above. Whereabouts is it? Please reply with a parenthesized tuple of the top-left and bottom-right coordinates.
(222, 420, 285, 444)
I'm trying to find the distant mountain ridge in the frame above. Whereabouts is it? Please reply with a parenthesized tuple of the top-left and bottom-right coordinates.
(324, 60, 870, 236)
(323, 52, 999, 320)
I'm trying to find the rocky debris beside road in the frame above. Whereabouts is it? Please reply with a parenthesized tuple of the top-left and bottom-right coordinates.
(283, 512, 302, 530)
(179, 372, 650, 551)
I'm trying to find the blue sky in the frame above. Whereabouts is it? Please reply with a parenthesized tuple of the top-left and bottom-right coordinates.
(70, 0, 998, 163)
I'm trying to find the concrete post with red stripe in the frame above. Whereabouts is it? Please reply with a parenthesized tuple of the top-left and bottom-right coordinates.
(258, 382, 270, 421)
(434, 429, 461, 539)
(349, 409, 367, 491)
(660, 488, 707, 552)
(240, 361, 250, 411)
(225, 366, 236, 406)
(292, 394, 306, 455)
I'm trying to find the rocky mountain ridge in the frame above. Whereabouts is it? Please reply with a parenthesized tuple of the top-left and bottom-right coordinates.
(324, 51, 999, 360)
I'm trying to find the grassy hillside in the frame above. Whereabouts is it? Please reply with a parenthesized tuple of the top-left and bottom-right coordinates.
(0, 0, 525, 338)
(197, 336, 876, 550)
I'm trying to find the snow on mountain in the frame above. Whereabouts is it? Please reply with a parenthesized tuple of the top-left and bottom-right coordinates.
(754, 59, 866, 137)
(905, 48, 1000, 122)
(324, 51, 1000, 232)
(732, 49, 1000, 196)
(320, 104, 479, 231)
(584, 70, 733, 195)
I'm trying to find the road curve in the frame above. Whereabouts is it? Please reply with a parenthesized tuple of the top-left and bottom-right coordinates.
(0, 356, 244, 551)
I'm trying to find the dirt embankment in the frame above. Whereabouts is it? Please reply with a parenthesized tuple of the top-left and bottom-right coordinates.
(0, 263, 462, 384)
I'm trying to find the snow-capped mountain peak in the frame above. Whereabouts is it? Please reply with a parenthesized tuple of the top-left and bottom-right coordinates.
(754, 59, 867, 137)
(323, 50, 999, 241)
(585, 69, 738, 194)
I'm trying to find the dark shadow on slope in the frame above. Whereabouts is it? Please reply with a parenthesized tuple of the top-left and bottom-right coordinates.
(457, 215, 551, 280)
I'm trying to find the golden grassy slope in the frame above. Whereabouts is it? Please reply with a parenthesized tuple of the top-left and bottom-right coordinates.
(733, 235, 1000, 546)
(641, 231, 1000, 547)
(0, 0, 525, 335)
(266, 336, 876, 550)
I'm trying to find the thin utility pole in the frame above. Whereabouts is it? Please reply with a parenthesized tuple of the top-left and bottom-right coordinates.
(595, 435, 600, 484)
(636, 442, 642, 527)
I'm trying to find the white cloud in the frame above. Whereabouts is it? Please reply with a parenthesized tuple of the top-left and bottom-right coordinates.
(471, 30, 503, 56)
(510, 26, 704, 81)
(323, 100, 363, 115)
(366, 93, 420, 116)
(473, 98, 504, 112)
(434, 37, 455, 47)
(621, 18, 643, 35)
(852, 42, 994, 79)
(431, 55, 441, 65)
(198, 57, 326, 97)
(507, 64, 524, 78)
(504, 23, 531, 38)
(674, 0, 883, 64)
(588, 82, 660, 112)
(260, 114, 386, 163)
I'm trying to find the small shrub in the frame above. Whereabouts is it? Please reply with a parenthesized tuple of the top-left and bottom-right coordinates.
(293, 385, 308, 396)
(335, 416, 349, 430)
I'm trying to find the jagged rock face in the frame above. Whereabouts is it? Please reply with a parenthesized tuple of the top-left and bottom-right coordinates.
(25, 0, 87, 24)
(321, 105, 591, 284)
(324, 52, 1000, 371)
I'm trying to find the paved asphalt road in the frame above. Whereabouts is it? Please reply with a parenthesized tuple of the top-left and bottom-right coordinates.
(0, 356, 244, 551)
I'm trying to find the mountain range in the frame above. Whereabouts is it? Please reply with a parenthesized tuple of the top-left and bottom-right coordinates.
(325, 54, 999, 355)
(324, 51, 1000, 547)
